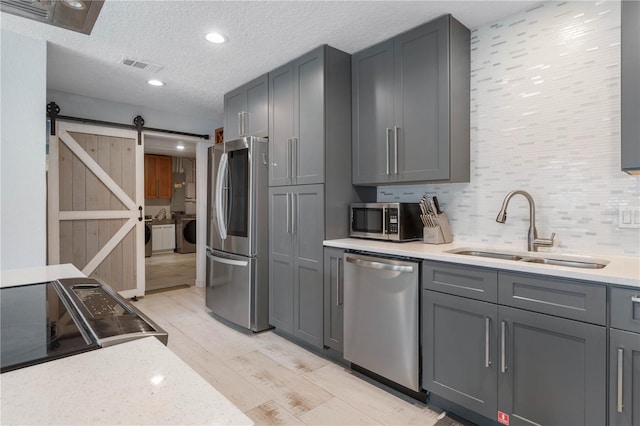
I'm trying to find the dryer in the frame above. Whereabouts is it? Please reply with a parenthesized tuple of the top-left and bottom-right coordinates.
(176, 215, 196, 254)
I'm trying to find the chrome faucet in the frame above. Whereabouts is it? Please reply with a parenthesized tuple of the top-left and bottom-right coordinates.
(496, 190, 555, 252)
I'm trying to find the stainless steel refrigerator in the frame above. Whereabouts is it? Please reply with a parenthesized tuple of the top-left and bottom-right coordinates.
(206, 136, 270, 332)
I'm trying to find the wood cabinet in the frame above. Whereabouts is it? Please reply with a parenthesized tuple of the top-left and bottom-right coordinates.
(152, 224, 175, 252)
(323, 247, 344, 352)
(422, 261, 607, 426)
(144, 155, 172, 199)
(622, 0, 640, 175)
(223, 74, 268, 141)
(352, 15, 470, 185)
(269, 184, 325, 348)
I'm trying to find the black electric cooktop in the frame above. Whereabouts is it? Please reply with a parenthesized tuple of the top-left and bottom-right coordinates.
(0, 282, 100, 373)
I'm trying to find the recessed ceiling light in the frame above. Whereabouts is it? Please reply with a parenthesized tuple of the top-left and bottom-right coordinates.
(176, 144, 185, 150)
(62, 0, 86, 10)
(206, 32, 227, 44)
(147, 79, 164, 87)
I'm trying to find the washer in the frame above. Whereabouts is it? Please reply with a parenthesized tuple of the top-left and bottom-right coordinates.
(144, 217, 153, 257)
(175, 215, 196, 254)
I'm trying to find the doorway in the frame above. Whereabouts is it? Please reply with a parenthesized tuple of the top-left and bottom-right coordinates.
(143, 132, 198, 293)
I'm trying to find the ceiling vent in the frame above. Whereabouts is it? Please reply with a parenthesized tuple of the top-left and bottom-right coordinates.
(0, 0, 104, 35)
(119, 57, 164, 73)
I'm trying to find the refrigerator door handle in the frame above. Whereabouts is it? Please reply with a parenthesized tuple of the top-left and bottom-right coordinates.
(206, 251, 249, 267)
(215, 153, 229, 240)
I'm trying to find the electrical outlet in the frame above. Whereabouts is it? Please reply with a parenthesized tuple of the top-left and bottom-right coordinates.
(618, 207, 640, 229)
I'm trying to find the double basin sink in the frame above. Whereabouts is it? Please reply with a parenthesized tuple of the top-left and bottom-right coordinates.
(446, 248, 608, 269)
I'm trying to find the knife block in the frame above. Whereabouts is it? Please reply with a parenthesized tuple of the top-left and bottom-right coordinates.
(423, 213, 453, 244)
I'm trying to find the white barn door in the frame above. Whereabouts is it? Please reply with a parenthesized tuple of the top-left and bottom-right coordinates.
(48, 121, 145, 298)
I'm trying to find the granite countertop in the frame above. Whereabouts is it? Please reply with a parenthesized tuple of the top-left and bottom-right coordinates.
(0, 337, 253, 425)
(324, 238, 640, 289)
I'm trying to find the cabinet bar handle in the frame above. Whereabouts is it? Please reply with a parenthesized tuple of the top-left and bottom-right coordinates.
(501, 321, 507, 373)
(393, 126, 399, 174)
(287, 139, 292, 180)
(631, 296, 640, 303)
(617, 348, 624, 413)
(335, 258, 342, 306)
(286, 193, 291, 234)
(385, 128, 391, 175)
(485, 317, 491, 368)
(293, 137, 298, 180)
(238, 112, 243, 136)
(293, 193, 298, 235)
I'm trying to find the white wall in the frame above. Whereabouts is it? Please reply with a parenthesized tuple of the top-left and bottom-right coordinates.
(0, 30, 47, 269)
(195, 141, 213, 287)
(47, 90, 218, 136)
(379, 1, 640, 257)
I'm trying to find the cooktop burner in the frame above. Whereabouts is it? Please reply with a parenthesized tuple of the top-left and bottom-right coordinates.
(0, 282, 99, 373)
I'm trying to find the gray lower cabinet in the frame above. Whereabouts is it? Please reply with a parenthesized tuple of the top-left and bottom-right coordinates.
(498, 306, 606, 426)
(223, 74, 268, 141)
(269, 45, 351, 187)
(269, 184, 325, 348)
(609, 286, 640, 426)
(609, 328, 640, 426)
(423, 290, 498, 419)
(621, 0, 640, 175)
(323, 247, 344, 352)
(422, 261, 607, 426)
(352, 14, 470, 185)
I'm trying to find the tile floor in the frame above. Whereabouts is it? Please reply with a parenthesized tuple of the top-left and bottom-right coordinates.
(133, 285, 460, 426)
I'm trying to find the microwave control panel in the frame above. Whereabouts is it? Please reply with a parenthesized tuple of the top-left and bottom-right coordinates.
(387, 208, 398, 234)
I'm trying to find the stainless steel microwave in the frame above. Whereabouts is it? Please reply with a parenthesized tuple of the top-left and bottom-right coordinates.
(350, 203, 423, 241)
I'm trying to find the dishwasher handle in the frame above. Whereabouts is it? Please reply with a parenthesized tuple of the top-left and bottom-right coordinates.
(345, 256, 414, 273)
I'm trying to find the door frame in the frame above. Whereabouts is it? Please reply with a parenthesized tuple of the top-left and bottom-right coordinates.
(47, 121, 145, 298)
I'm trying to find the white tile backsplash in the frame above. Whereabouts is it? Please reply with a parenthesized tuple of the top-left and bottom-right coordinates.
(378, 1, 640, 257)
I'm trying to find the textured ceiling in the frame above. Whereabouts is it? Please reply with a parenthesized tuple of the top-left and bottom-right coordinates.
(1, 0, 542, 126)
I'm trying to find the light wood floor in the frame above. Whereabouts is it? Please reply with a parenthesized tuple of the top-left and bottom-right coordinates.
(133, 285, 457, 426)
(145, 252, 196, 292)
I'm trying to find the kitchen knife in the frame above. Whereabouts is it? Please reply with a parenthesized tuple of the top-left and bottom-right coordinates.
(429, 199, 438, 217)
(432, 196, 442, 214)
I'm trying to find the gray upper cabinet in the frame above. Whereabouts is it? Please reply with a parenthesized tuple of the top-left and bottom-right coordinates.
(223, 74, 268, 141)
(351, 40, 395, 185)
(269, 45, 344, 187)
(323, 247, 344, 352)
(622, 0, 640, 175)
(269, 62, 295, 186)
(352, 15, 470, 186)
(268, 184, 325, 348)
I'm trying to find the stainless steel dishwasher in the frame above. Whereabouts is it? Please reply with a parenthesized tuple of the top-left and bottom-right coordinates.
(343, 252, 420, 392)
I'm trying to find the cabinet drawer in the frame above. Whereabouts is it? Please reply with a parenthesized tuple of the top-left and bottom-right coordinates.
(423, 261, 497, 302)
(610, 286, 640, 333)
(498, 272, 606, 325)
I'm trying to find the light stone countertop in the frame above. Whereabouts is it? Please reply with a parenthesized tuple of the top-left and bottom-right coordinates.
(324, 238, 640, 289)
(0, 337, 253, 426)
(0, 263, 84, 288)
